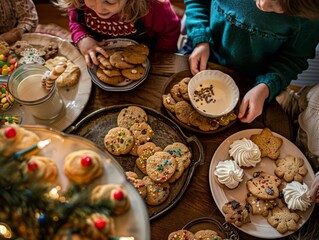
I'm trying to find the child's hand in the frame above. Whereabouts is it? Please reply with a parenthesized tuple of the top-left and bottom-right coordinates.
(188, 42, 210, 75)
(0, 28, 23, 45)
(310, 174, 319, 203)
(77, 37, 108, 68)
(238, 83, 269, 123)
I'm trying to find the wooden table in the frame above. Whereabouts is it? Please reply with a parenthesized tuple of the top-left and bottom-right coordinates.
(76, 53, 293, 240)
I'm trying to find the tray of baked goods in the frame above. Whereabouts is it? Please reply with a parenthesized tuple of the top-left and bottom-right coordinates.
(162, 70, 238, 134)
(167, 217, 239, 240)
(0, 124, 150, 239)
(0, 33, 92, 131)
(209, 128, 315, 239)
(87, 38, 151, 91)
(68, 104, 205, 220)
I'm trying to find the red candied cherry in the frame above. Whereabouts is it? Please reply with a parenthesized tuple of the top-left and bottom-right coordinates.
(113, 189, 124, 201)
(94, 219, 106, 230)
(4, 127, 16, 139)
(81, 156, 92, 167)
(28, 161, 38, 172)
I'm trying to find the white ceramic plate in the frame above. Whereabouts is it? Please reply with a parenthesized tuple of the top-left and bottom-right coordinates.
(209, 129, 315, 239)
(1, 33, 92, 131)
(88, 38, 150, 91)
(188, 70, 239, 118)
(24, 125, 151, 239)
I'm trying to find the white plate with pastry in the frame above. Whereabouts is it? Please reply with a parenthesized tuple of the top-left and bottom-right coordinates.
(2, 33, 91, 131)
(209, 129, 315, 239)
(22, 125, 150, 239)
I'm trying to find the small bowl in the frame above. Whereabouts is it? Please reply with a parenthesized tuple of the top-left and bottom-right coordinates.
(188, 70, 239, 118)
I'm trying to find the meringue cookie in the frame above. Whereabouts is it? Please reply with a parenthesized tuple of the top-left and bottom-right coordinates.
(283, 181, 312, 211)
(214, 160, 244, 189)
(229, 138, 261, 167)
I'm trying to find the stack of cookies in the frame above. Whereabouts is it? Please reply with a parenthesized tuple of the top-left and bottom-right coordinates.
(95, 44, 149, 85)
(103, 106, 193, 206)
(215, 128, 313, 235)
(162, 77, 237, 132)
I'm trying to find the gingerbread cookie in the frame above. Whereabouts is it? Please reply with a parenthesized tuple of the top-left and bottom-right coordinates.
(162, 93, 177, 113)
(143, 176, 170, 206)
(267, 206, 300, 234)
(246, 193, 279, 217)
(222, 200, 251, 227)
(247, 171, 281, 200)
(194, 230, 222, 240)
(63, 150, 103, 184)
(164, 142, 192, 168)
(168, 230, 195, 240)
(274, 155, 308, 183)
(117, 106, 148, 129)
(174, 100, 195, 125)
(39, 41, 59, 60)
(121, 65, 145, 80)
(104, 127, 134, 155)
(146, 151, 176, 183)
(250, 128, 283, 160)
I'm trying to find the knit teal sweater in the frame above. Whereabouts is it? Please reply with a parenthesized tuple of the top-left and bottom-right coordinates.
(184, 0, 319, 101)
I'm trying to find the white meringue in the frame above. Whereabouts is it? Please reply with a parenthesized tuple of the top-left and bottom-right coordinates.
(214, 160, 243, 189)
(229, 138, 261, 167)
(283, 181, 312, 211)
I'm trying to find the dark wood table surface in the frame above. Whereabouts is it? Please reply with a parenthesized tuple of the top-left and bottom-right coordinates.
(76, 53, 294, 240)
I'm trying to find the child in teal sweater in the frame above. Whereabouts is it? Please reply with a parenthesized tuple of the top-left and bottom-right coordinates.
(184, 0, 319, 123)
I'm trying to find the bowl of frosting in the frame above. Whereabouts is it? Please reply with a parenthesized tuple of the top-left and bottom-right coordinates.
(188, 70, 239, 118)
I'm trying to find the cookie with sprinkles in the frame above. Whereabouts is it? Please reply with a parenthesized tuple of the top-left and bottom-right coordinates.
(164, 142, 192, 168)
(168, 229, 195, 240)
(246, 193, 279, 217)
(136, 142, 162, 174)
(125, 171, 147, 198)
(104, 127, 134, 155)
(129, 122, 154, 156)
(146, 151, 176, 183)
(142, 176, 170, 206)
(117, 106, 148, 129)
(247, 171, 282, 200)
(194, 229, 222, 240)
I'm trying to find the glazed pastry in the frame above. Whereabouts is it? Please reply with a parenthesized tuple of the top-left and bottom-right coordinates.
(229, 138, 261, 168)
(90, 184, 130, 215)
(63, 150, 103, 184)
(282, 181, 312, 211)
(214, 160, 243, 189)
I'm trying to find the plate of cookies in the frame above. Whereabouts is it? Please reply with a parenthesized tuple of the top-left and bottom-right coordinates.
(2, 33, 92, 131)
(167, 217, 239, 239)
(1, 125, 150, 239)
(209, 128, 315, 239)
(162, 70, 238, 134)
(88, 38, 150, 91)
(68, 104, 204, 220)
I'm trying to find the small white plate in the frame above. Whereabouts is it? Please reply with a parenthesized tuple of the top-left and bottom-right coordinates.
(88, 38, 150, 91)
(188, 70, 239, 118)
(209, 129, 315, 239)
(1, 33, 92, 131)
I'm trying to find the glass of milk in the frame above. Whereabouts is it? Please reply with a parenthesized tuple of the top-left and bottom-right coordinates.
(8, 64, 64, 120)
